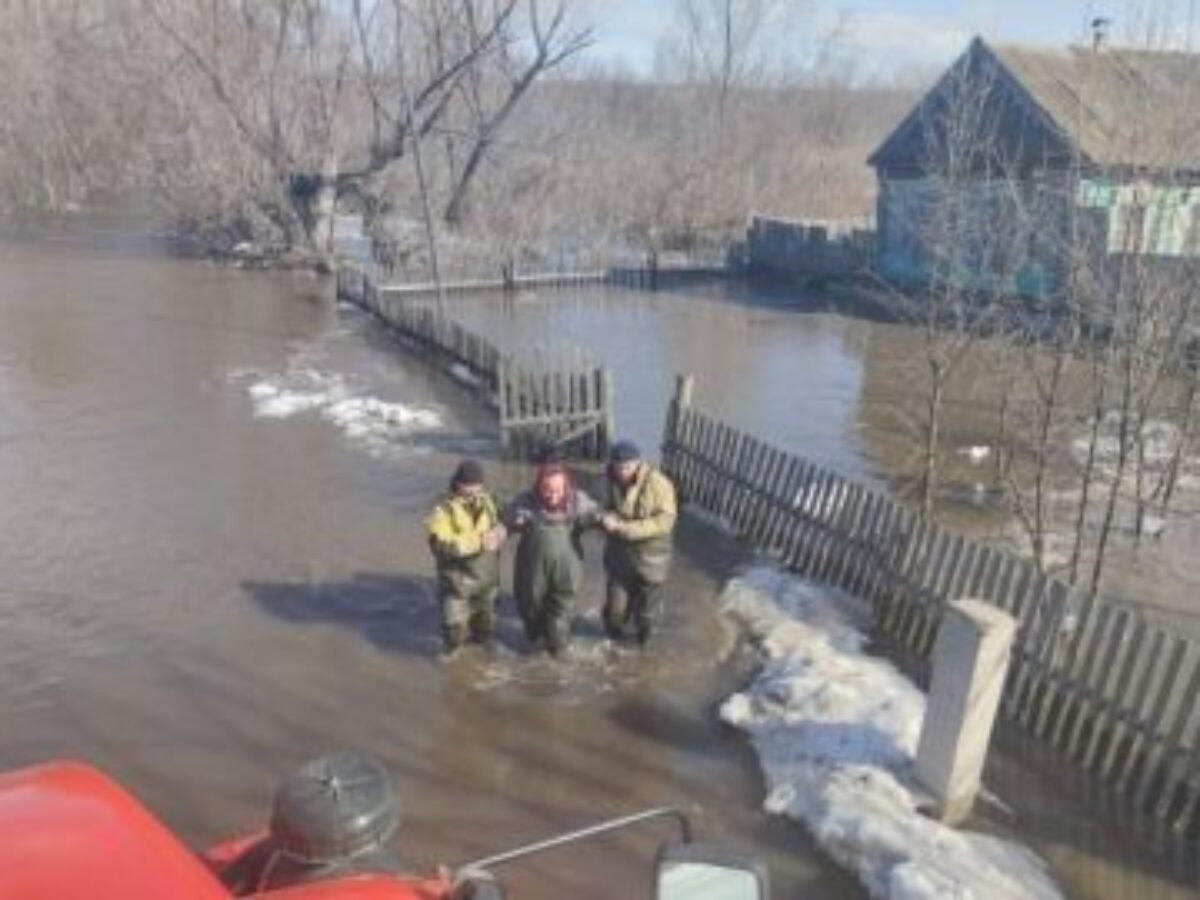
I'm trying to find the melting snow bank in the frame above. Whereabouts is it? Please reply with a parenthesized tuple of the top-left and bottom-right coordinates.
(235, 367, 441, 457)
(719, 567, 1062, 900)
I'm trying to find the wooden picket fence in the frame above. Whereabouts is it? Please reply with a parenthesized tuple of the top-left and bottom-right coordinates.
(336, 266, 612, 459)
(660, 375, 1200, 838)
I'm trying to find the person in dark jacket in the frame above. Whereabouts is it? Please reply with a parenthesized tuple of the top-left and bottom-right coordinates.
(499, 462, 599, 656)
(599, 440, 678, 645)
(425, 459, 503, 655)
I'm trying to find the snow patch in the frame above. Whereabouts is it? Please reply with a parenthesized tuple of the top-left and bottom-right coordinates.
(957, 444, 993, 464)
(237, 367, 441, 456)
(720, 566, 1062, 900)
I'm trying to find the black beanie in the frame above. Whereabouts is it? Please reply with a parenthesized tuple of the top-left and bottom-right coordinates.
(609, 440, 641, 463)
(452, 459, 485, 487)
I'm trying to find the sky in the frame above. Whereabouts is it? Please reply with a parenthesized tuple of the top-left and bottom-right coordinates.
(570, 0, 1193, 83)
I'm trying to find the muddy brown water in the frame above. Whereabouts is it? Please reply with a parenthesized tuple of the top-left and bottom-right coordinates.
(0, 232, 1196, 899)
(0, 236, 861, 899)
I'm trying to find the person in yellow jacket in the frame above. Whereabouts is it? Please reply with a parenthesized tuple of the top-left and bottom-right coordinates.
(425, 459, 503, 655)
(599, 440, 678, 645)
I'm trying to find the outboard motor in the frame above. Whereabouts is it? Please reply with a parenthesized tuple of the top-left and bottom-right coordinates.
(220, 751, 405, 895)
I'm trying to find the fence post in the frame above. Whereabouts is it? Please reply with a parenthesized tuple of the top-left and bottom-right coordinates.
(598, 369, 615, 458)
(662, 374, 695, 476)
(498, 357, 512, 452)
(915, 599, 1016, 825)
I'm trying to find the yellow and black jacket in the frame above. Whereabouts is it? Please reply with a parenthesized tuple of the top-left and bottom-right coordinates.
(425, 491, 501, 598)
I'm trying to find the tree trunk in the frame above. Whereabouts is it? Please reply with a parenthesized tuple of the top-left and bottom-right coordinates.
(921, 365, 943, 520)
(311, 154, 339, 270)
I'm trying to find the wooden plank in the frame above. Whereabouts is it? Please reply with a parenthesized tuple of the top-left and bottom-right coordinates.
(966, 544, 997, 600)
(745, 443, 780, 548)
(1165, 682, 1200, 832)
(729, 433, 760, 535)
(811, 476, 844, 583)
(764, 455, 802, 554)
(669, 409, 693, 498)
(861, 497, 898, 609)
(801, 472, 840, 578)
(702, 419, 726, 516)
(946, 538, 979, 603)
(899, 527, 944, 651)
(902, 517, 937, 591)
(788, 471, 825, 574)
(1034, 585, 1100, 744)
(881, 510, 925, 639)
(698, 415, 724, 513)
(1088, 615, 1150, 776)
(831, 484, 868, 591)
(1152, 646, 1200, 821)
(906, 530, 952, 650)
(777, 460, 815, 565)
(1061, 606, 1130, 756)
(792, 472, 834, 576)
(825, 480, 854, 585)
(683, 410, 705, 502)
(1102, 625, 1169, 786)
(1011, 576, 1064, 728)
(1131, 635, 1189, 808)
(847, 491, 880, 598)
(717, 424, 743, 522)
(759, 445, 790, 545)
(1170, 726, 1200, 834)
(809, 474, 843, 582)
(989, 555, 1020, 616)
(755, 448, 790, 553)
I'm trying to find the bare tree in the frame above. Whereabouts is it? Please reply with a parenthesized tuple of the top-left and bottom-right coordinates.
(135, 0, 587, 265)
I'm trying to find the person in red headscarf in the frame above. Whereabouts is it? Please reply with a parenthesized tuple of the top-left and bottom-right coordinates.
(496, 461, 600, 655)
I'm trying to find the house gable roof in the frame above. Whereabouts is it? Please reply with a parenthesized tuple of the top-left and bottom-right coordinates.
(869, 37, 1200, 175)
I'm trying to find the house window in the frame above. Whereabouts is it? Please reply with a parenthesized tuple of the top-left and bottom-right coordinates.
(1112, 202, 1146, 254)
(1187, 203, 1200, 257)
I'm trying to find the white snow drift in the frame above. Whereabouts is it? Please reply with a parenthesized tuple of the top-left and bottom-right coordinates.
(719, 566, 1062, 900)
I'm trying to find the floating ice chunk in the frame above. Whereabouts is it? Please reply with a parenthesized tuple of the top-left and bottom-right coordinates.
(243, 368, 441, 454)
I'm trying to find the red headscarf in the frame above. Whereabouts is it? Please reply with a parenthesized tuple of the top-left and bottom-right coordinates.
(533, 462, 574, 513)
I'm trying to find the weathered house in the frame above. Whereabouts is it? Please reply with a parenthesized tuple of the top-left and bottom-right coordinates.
(868, 37, 1200, 296)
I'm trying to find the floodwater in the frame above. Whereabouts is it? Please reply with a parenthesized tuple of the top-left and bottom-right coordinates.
(0, 231, 1196, 900)
(439, 282, 1200, 641)
(0, 234, 860, 899)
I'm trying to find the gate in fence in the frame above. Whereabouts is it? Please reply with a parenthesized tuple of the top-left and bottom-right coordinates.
(336, 266, 613, 459)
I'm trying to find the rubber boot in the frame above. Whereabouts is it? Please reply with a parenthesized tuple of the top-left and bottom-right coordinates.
(441, 623, 467, 660)
(602, 581, 628, 641)
(544, 617, 571, 657)
(635, 620, 652, 646)
(469, 609, 495, 647)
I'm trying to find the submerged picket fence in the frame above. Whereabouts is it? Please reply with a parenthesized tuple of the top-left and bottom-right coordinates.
(660, 375, 1200, 837)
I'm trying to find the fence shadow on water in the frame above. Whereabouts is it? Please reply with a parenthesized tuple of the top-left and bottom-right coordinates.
(659, 375, 1200, 846)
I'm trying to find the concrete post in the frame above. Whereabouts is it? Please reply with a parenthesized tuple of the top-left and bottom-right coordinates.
(915, 599, 1016, 825)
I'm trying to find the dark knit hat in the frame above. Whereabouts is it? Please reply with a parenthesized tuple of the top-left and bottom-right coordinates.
(609, 440, 641, 463)
(451, 458, 485, 487)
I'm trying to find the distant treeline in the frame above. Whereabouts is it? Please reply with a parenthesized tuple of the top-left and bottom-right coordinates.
(0, 1, 915, 273)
